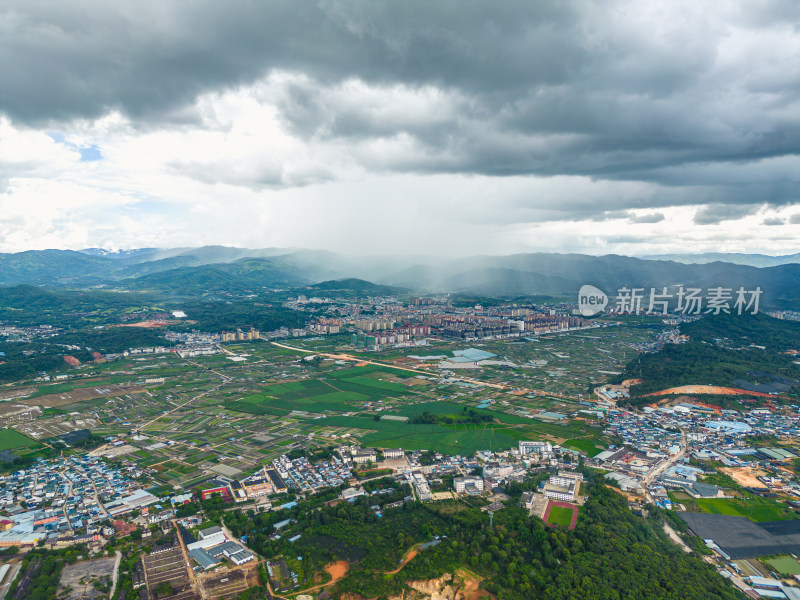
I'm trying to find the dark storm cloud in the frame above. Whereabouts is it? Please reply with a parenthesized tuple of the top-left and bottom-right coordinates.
(2, 0, 800, 221)
(0, 1, 584, 125)
(694, 204, 761, 225)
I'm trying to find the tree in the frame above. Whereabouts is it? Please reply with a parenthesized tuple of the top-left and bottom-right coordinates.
(155, 581, 173, 597)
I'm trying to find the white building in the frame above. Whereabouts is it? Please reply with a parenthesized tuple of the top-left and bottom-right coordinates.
(519, 441, 553, 458)
(382, 448, 404, 459)
(411, 472, 432, 501)
(521, 491, 536, 509)
(454, 476, 485, 494)
(340, 487, 366, 501)
(543, 474, 578, 502)
(353, 449, 377, 464)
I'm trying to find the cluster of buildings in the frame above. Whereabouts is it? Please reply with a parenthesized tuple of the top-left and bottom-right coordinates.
(420, 313, 593, 339)
(453, 476, 484, 495)
(437, 317, 524, 339)
(271, 453, 352, 493)
(522, 314, 592, 334)
(351, 329, 428, 350)
(205, 448, 387, 505)
(308, 318, 342, 334)
(406, 471, 432, 501)
(186, 525, 255, 570)
(205, 467, 288, 504)
(353, 318, 396, 331)
(0, 324, 60, 342)
(164, 330, 219, 346)
(174, 346, 220, 358)
(220, 328, 260, 342)
(596, 401, 800, 504)
(0, 455, 157, 548)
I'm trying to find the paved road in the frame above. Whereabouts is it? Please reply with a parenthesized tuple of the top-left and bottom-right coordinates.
(0, 562, 21, 600)
(108, 551, 122, 600)
(643, 427, 687, 503)
(663, 523, 691, 553)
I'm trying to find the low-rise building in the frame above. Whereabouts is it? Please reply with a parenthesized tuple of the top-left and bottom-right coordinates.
(453, 476, 485, 494)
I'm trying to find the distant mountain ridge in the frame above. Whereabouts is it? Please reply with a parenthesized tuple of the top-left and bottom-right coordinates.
(642, 252, 800, 268)
(304, 278, 408, 295)
(0, 247, 798, 308)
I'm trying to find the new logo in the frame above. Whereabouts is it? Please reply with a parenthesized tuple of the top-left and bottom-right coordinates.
(578, 284, 608, 316)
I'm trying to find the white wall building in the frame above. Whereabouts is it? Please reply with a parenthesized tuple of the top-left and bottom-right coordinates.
(454, 476, 485, 494)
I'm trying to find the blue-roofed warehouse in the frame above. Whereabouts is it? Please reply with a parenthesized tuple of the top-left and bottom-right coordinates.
(453, 349, 497, 361)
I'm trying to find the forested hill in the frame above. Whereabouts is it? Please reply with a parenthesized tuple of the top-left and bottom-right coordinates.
(614, 313, 800, 407)
(681, 312, 800, 352)
(304, 278, 407, 296)
(224, 473, 742, 600)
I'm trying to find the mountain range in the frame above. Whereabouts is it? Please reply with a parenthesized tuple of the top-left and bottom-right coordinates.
(0, 247, 798, 308)
(643, 252, 800, 268)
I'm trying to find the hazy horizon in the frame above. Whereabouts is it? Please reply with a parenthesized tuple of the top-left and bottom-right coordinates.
(3, 244, 800, 263)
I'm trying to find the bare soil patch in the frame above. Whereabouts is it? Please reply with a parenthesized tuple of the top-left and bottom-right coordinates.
(325, 560, 349, 581)
(719, 466, 768, 488)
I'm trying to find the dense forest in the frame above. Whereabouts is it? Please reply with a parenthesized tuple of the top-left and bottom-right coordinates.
(224, 472, 742, 600)
(0, 342, 68, 383)
(682, 312, 800, 352)
(166, 299, 308, 333)
(0, 283, 309, 383)
(614, 342, 800, 397)
(6, 545, 89, 600)
(408, 409, 494, 425)
(612, 313, 800, 404)
(53, 327, 173, 354)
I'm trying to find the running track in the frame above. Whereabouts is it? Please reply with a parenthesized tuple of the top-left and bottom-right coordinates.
(543, 500, 578, 531)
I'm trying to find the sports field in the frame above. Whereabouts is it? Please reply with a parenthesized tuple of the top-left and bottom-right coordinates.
(544, 501, 579, 530)
(0, 428, 42, 451)
(763, 556, 800, 576)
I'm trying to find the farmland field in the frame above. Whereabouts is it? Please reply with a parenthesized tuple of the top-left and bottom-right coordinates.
(694, 497, 798, 521)
(0, 428, 42, 451)
(225, 374, 418, 414)
(763, 556, 800, 576)
(318, 415, 517, 455)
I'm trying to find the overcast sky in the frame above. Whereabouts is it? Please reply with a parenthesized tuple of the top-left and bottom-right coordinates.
(1, 1, 799, 256)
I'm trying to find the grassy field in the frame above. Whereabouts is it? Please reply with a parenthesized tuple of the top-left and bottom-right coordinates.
(223, 394, 292, 416)
(547, 505, 575, 528)
(763, 556, 800, 576)
(328, 365, 418, 380)
(224, 373, 418, 415)
(0, 428, 42, 451)
(319, 415, 517, 455)
(694, 497, 798, 522)
(391, 402, 532, 425)
(563, 438, 604, 457)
